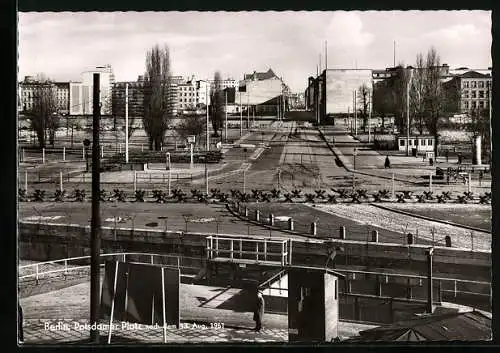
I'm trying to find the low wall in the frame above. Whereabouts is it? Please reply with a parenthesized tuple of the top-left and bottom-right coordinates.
(19, 222, 491, 283)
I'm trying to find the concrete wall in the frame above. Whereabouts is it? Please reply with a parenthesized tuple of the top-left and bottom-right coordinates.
(325, 69, 373, 115)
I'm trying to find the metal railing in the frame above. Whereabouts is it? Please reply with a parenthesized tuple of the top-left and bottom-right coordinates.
(206, 235, 292, 266)
(19, 252, 202, 283)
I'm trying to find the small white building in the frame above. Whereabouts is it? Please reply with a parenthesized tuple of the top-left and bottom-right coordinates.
(397, 135, 436, 153)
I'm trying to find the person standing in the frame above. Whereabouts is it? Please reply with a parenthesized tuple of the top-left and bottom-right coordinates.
(253, 290, 265, 332)
(384, 155, 391, 169)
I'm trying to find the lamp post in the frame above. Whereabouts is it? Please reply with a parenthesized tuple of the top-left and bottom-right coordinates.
(199, 156, 208, 196)
(83, 139, 91, 172)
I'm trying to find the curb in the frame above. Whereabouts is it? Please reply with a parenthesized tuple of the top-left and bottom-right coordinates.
(370, 203, 490, 234)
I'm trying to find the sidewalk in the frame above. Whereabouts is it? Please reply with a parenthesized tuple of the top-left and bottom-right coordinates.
(319, 126, 491, 187)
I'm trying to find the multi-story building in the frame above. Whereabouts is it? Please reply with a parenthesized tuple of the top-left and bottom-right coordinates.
(443, 69, 492, 113)
(18, 76, 69, 113)
(209, 77, 238, 91)
(112, 77, 145, 118)
(306, 69, 373, 123)
(238, 68, 286, 114)
(177, 79, 198, 112)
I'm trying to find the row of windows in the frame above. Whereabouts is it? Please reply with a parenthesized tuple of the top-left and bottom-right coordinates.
(463, 101, 489, 109)
(462, 80, 490, 89)
(179, 98, 196, 103)
(462, 90, 489, 99)
(399, 139, 434, 147)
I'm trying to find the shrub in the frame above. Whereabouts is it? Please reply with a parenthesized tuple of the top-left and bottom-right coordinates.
(113, 189, 127, 202)
(19, 189, 28, 202)
(152, 189, 167, 203)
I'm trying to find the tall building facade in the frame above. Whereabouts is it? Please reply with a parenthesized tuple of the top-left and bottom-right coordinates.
(70, 64, 115, 115)
(238, 68, 286, 114)
(18, 76, 69, 113)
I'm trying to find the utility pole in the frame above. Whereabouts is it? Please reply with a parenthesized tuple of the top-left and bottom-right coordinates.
(406, 69, 412, 156)
(426, 247, 434, 314)
(90, 73, 101, 343)
(368, 92, 372, 143)
(393, 40, 396, 68)
(206, 82, 210, 151)
(125, 83, 129, 164)
(247, 94, 250, 129)
(354, 90, 358, 136)
(225, 90, 228, 143)
(239, 91, 243, 136)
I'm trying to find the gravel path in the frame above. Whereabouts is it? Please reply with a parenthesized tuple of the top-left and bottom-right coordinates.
(313, 204, 491, 251)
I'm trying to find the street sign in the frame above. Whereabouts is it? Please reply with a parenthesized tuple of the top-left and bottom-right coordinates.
(187, 135, 196, 144)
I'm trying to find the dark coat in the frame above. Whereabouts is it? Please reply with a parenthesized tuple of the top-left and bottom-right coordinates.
(253, 295, 265, 321)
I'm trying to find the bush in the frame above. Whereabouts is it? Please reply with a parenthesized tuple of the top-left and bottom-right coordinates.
(19, 189, 28, 202)
(33, 189, 45, 202)
(54, 189, 66, 202)
(135, 190, 146, 202)
(113, 189, 127, 202)
(74, 189, 86, 202)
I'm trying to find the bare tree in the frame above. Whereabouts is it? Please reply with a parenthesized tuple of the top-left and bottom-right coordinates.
(143, 44, 173, 151)
(422, 47, 446, 157)
(357, 83, 370, 132)
(25, 75, 59, 147)
(410, 53, 426, 134)
(176, 115, 206, 148)
(210, 71, 224, 138)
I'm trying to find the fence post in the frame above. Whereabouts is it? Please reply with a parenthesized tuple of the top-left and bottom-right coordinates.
(60, 171, 63, 192)
(230, 240, 234, 259)
(63, 147, 65, 161)
(42, 148, 45, 164)
(133, 171, 137, 193)
(101, 145, 104, 158)
(244, 207, 248, 217)
(82, 146, 85, 161)
(429, 172, 433, 193)
(310, 222, 317, 236)
(256, 242, 259, 261)
(25, 170, 28, 193)
(35, 264, 39, 284)
(141, 144, 144, 152)
(339, 226, 346, 240)
(288, 218, 294, 231)
(264, 240, 267, 261)
(255, 209, 260, 222)
(64, 259, 68, 276)
(471, 231, 474, 251)
(239, 239, 242, 259)
(269, 214, 275, 226)
(150, 254, 154, 264)
(468, 173, 471, 193)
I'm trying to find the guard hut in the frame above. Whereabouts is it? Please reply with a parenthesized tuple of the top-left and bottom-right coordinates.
(397, 135, 436, 158)
(287, 266, 345, 342)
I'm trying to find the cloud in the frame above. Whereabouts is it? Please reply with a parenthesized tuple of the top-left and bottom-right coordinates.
(423, 24, 481, 43)
(325, 12, 374, 48)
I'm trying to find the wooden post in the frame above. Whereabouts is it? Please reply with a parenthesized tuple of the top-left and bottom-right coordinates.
(339, 226, 346, 240)
(310, 222, 317, 236)
(62, 147, 65, 161)
(42, 148, 45, 164)
(59, 171, 63, 192)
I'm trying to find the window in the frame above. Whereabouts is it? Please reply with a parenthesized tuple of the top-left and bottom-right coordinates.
(463, 90, 469, 98)
(464, 101, 469, 109)
(472, 101, 477, 109)
(479, 91, 484, 98)
(479, 101, 484, 109)
(479, 81, 485, 88)
(471, 91, 477, 99)
(471, 81, 477, 88)
(428, 139, 433, 146)
(400, 139, 405, 147)
(463, 81, 469, 88)
(408, 140, 412, 146)
(421, 139, 426, 146)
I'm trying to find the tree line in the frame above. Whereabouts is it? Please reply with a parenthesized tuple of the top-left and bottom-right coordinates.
(22, 43, 226, 151)
(370, 46, 488, 157)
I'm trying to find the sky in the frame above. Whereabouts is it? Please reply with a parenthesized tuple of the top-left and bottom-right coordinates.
(18, 11, 491, 92)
